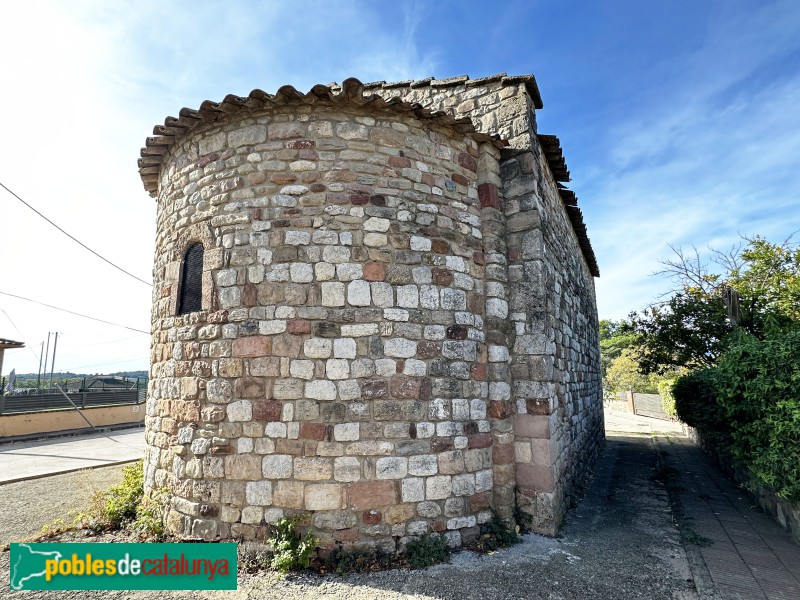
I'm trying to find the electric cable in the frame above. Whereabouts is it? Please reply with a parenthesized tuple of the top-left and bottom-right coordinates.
(0, 181, 152, 287)
(0, 290, 149, 334)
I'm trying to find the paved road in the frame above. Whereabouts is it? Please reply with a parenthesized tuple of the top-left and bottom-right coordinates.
(0, 427, 145, 483)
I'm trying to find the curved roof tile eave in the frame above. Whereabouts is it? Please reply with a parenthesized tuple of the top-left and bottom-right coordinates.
(138, 77, 508, 198)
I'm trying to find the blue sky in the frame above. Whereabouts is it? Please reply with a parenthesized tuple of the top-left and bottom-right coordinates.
(1, 0, 798, 376)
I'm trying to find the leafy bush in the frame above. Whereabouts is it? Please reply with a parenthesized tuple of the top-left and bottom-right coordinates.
(714, 327, 800, 499)
(96, 461, 144, 529)
(403, 534, 451, 569)
(673, 369, 725, 435)
(40, 461, 167, 540)
(267, 516, 318, 573)
(657, 378, 678, 418)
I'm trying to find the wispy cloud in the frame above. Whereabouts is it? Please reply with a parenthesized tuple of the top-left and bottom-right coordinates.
(581, 1, 800, 318)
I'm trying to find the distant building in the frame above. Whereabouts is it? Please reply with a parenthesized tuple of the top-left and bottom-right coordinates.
(0, 338, 24, 394)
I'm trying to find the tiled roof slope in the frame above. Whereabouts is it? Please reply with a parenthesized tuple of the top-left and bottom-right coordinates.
(138, 78, 504, 197)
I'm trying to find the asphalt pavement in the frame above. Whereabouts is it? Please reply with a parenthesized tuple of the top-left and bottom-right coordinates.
(0, 427, 145, 484)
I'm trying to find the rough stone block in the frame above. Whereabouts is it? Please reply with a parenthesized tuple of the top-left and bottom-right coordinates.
(348, 480, 396, 510)
(305, 484, 344, 510)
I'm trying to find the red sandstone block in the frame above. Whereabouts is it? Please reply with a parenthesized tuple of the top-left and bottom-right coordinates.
(362, 510, 382, 525)
(388, 155, 411, 169)
(421, 173, 435, 186)
(287, 319, 312, 334)
(470, 363, 487, 381)
(451, 173, 469, 186)
(468, 433, 492, 449)
(361, 379, 388, 400)
(241, 284, 257, 307)
(516, 463, 555, 492)
(493, 443, 514, 465)
(416, 340, 440, 359)
(252, 399, 282, 421)
(431, 268, 453, 285)
(370, 194, 386, 206)
(473, 251, 486, 266)
(469, 491, 492, 511)
(458, 153, 478, 172)
(232, 336, 271, 358)
(348, 481, 396, 510)
(513, 413, 553, 438)
(350, 194, 370, 205)
(508, 248, 521, 262)
(478, 182, 501, 210)
(276, 439, 304, 455)
(298, 149, 319, 160)
(390, 376, 421, 399)
(300, 422, 327, 441)
(488, 400, 513, 419)
(431, 239, 450, 254)
(309, 183, 326, 192)
(363, 262, 386, 281)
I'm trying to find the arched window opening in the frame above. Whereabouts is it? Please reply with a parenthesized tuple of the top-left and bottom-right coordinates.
(178, 243, 204, 315)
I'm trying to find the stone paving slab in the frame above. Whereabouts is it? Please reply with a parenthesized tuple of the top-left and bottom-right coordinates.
(655, 434, 800, 600)
(0, 427, 145, 483)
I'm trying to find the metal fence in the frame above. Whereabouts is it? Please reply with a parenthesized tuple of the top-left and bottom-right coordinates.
(0, 389, 145, 415)
(631, 392, 671, 421)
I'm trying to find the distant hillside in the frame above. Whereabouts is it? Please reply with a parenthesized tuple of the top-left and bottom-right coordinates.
(6, 370, 148, 389)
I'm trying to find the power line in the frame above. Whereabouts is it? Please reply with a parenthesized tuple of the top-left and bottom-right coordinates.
(0, 307, 42, 362)
(0, 290, 149, 334)
(0, 181, 153, 287)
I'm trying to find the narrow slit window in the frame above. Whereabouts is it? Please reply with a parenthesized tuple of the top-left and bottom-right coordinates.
(178, 243, 204, 315)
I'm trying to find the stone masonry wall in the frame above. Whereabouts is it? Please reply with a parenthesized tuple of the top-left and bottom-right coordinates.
(372, 77, 604, 532)
(502, 147, 603, 532)
(145, 97, 507, 550)
(142, 75, 603, 548)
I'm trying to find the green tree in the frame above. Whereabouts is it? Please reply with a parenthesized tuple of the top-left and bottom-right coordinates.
(598, 319, 637, 378)
(630, 236, 799, 374)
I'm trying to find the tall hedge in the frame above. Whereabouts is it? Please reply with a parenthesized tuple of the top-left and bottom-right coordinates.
(674, 327, 800, 500)
(714, 328, 800, 500)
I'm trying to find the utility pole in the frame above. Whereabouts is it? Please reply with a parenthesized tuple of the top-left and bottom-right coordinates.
(48, 332, 59, 390)
(41, 332, 51, 390)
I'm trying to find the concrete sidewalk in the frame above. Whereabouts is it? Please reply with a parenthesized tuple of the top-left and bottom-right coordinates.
(0, 427, 145, 484)
(656, 434, 800, 599)
(606, 407, 800, 599)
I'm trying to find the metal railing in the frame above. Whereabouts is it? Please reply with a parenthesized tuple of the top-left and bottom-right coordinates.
(0, 389, 145, 415)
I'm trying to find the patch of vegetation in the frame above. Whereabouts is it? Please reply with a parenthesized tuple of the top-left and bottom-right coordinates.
(403, 534, 451, 569)
(267, 515, 318, 574)
(468, 512, 520, 552)
(39, 461, 168, 542)
(317, 545, 395, 575)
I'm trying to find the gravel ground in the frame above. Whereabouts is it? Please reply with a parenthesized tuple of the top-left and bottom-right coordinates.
(0, 464, 129, 547)
(1, 434, 702, 599)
